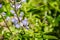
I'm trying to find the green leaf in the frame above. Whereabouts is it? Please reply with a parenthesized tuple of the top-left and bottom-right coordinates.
(43, 35, 58, 39)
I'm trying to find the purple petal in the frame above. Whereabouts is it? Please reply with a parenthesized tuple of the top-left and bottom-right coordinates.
(16, 4, 21, 9)
(11, 18, 18, 24)
(10, 10, 15, 14)
(0, 4, 2, 8)
(22, 19, 28, 26)
(15, 24, 20, 28)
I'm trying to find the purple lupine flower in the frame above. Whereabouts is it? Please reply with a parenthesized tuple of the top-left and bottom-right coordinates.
(15, 24, 20, 28)
(20, 12, 24, 17)
(6, 16, 10, 21)
(0, 4, 2, 8)
(22, 18, 28, 26)
(10, 10, 17, 16)
(11, 18, 18, 24)
(10, 10, 15, 14)
(1, 12, 6, 16)
(15, 3, 21, 10)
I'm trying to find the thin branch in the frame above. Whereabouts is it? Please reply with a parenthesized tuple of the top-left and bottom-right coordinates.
(1, 15, 13, 34)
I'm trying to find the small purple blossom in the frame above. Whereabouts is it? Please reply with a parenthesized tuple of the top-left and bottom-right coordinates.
(11, 18, 18, 24)
(20, 12, 24, 17)
(22, 18, 28, 26)
(15, 3, 21, 10)
(10, 10, 15, 14)
(15, 24, 20, 28)
(0, 4, 2, 8)
(1, 12, 6, 16)
(10, 2, 21, 10)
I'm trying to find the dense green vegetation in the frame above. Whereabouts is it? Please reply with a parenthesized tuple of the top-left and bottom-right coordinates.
(0, 0, 60, 40)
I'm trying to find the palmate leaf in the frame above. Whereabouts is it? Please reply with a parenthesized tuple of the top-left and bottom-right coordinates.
(43, 35, 58, 39)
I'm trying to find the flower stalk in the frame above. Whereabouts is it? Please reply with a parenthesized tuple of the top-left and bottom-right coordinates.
(1, 14, 13, 34)
(14, 0, 20, 22)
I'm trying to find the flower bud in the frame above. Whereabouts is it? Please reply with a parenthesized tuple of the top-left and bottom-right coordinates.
(1, 12, 6, 16)
(22, 18, 28, 26)
(0, 4, 2, 8)
(20, 12, 24, 17)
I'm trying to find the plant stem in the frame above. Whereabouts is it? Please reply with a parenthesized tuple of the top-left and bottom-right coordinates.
(14, 0, 20, 22)
(1, 15, 12, 34)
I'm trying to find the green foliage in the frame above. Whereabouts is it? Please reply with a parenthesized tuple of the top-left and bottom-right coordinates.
(0, 0, 60, 40)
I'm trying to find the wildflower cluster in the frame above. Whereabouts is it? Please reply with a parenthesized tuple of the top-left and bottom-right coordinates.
(0, 0, 60, 40)
(10, 12, 29, 29)
(0, 0, 29, 29)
